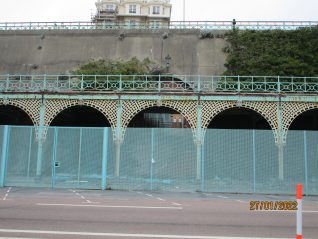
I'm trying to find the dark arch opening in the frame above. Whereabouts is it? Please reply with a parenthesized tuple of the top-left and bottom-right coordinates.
(128, 106, 190, 128)
(289, 109, 318, 130)
(207, 107, 271, 129)
(0, 105, 33, 126)
(50, 105, 110, 127)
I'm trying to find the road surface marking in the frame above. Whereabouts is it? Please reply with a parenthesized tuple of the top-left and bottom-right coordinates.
(157, 198, 166, 201)
(37, 203, 183, 210)
(2, 187, 11, 201)
(172, 202, 182, 206)
(145, 194, 153, 197)
(236, 200, 247, 203)
(217, 195, 228, 199)
(0, 229, 292, 239)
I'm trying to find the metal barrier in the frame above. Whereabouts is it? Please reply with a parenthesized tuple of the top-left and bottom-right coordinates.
(1, 75, 318, 94)
(0, 126, 317, 194)
(0, 21, 317, 31)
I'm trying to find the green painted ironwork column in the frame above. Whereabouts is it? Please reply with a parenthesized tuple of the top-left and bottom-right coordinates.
(115, 100, 123, 177)
(0, 126, 10, 187)
(196, 101, 203, 181)
(101, 127, 109, 190)
(36, 101, 46, 177)
(277, 100, 285, 180)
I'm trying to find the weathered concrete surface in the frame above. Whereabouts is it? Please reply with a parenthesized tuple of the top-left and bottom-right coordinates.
(0, 29, 227, 75)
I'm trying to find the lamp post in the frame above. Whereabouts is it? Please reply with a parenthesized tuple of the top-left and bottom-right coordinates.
(165, 54, 172, 73)
(183, 0, 186, 22)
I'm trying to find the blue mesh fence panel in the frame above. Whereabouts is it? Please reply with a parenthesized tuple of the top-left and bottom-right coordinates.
(254, 130, 278, 193)
(1, 126, 318, 195)
(0, 126, 3, 182)
(204, 129, 254, 193)
(283, 131, 306, 194)
(107, 128, 196, 191)
(306, 131, 318, 195)
(5, 126, 52, 187)
(153, 128, 196, 191)
(52, 127, 104, 189)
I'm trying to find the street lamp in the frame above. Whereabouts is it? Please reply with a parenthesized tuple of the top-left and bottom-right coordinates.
(183, 0, 185, 22)
(165, 54, 172, 73)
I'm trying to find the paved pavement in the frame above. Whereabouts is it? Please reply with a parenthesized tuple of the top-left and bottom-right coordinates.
(0, 187, 318, 239)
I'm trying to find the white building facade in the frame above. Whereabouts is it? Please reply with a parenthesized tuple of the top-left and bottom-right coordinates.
(94, 0, 172, 27)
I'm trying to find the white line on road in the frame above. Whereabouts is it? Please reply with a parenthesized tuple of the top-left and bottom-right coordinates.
(171, 202, 182, 206)
(2, 187, 11, 201)
(157, 198, 166, 201)
(0, 229, 293, 239)
(145, 194, 153, 197)
(36, 203, 183, 210)
(217, 195, 228, 199)
(235, 200, 247, 203)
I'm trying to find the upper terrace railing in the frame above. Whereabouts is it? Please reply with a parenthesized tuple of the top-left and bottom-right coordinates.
(1, 75, 318, 94)
(0, 21, 317, 31)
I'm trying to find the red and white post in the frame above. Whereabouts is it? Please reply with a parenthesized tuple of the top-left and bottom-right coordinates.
(296, 184, 302, 239)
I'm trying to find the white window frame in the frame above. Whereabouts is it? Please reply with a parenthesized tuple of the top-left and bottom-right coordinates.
(128, 19, 137, 28)
(150, 20, 160, 29)
(129, 4, 137, 13)
(105, 4, 114, 12)
(153, 6, 160, 15)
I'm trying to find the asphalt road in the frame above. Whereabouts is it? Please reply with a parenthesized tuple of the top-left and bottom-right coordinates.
(0, 187, 318, 239)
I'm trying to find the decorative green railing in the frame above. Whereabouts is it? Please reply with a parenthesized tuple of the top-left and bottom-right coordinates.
(0, 21, 317, 31)
(1, 75, 318, 94)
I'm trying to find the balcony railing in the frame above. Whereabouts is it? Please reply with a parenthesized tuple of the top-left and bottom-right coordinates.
(1, 75, 318, 94)
(0, 21, 317, 31)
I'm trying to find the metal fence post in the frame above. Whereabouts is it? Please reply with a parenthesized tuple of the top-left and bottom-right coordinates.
(77, 128, 83, 186)
(252, 129, 256, 193)
(303, 131, 308, 196)
(201, 140, 205, 192)
(80, 74, 84, 91)
(0, 126, 9, 187)
(238, 75, 241, 92)
(150, 128, 156, 191)
(51, 127, 58, 189)
(27, 127, 33, 178)
(101, 127, 109, 190)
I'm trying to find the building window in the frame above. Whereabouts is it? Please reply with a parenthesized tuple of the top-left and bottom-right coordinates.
(105, 4, 114, 12)
(128, 20, 136, 28)
(129, 5, 137, 13)
(153, 6, 160, 14)
(150, 20, 160, 29)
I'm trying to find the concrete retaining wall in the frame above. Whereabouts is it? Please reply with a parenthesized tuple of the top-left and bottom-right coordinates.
(0, 29, 227, 75)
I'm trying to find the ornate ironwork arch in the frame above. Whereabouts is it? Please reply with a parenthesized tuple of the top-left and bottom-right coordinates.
(45, 99, 117, 132)
(121, 100, 198, 140)
(281, 102, 318, 142)
(0, 99, 40, 126)
(201, 101, 278, 141)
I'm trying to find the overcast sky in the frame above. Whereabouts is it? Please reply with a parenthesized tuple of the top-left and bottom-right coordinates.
(0, 0, 317, 22)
